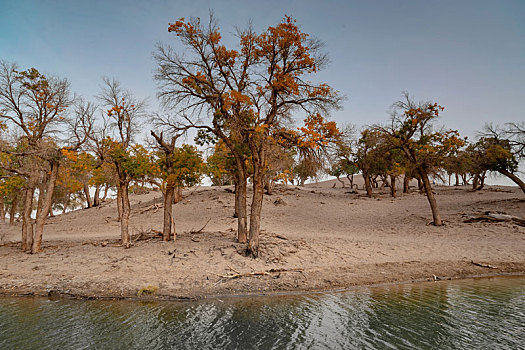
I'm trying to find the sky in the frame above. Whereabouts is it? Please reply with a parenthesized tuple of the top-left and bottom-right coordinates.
(1, 0, 524, 141)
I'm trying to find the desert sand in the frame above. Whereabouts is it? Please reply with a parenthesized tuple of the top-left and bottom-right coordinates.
(0, 178, 524, 300)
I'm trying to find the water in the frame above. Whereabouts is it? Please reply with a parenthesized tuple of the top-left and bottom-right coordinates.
(1, 277, 524, 349)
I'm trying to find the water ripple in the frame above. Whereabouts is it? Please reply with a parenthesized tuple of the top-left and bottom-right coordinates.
(0, 277, 524, 349)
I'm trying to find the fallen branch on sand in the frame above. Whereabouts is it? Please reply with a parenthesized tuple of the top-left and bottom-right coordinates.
(137, 203, 162, 215)
(464, 212, 525, 227)
(220, 268, 304, 279)
(471, 261, 498, 269)
(190, 219, 211, 234)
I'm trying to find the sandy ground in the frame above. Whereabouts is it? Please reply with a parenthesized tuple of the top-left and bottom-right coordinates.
(0, 177, 524, 300)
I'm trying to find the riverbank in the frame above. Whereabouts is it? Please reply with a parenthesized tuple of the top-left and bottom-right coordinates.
(1, 181, 524, 300)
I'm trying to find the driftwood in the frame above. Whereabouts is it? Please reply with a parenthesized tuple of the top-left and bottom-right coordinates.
(464, 212, 525, 227)
(190, 218, 211, 234)
(137, 203, 162, 215)
(471, 261, 498, 269)
(132, 229, 163, 242)
(220, 268, 304, 279)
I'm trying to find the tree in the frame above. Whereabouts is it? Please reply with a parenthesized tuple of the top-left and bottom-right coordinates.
(151, 131, 204, 241)
(0, 61, 89, 252)
(375, 93, 464, 226)
(155, 15, 341, 256)
(98, 77, 146, 247)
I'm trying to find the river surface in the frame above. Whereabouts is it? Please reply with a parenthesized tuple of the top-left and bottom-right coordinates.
(1, 276, 524, 349)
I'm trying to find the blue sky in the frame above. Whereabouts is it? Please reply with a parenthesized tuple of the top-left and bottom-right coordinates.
(1, 0, 524, 139)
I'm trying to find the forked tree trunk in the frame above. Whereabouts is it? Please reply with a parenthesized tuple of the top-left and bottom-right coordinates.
(478, 171, 486, 190)
(390, 175, 397, 198)
(363, 170, 373, 197)
(162, 182, 175, 241)
(21, 184, 35, 251)
(93, 185, 101, 207)
(346, 174, 354, 188)
(419, 169, 442, 226)
(461, 174, 467, 185)
(84, 182, 92, 208)
(336, 175, 345, 188)
(9, 193, 19, 225)
(498, 168, 525, 194)
(32, 163, 59, 253)
(403, 176, 410, 193)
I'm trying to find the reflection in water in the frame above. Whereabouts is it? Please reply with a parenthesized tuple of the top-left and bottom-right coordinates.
(0, 277, 524, 349)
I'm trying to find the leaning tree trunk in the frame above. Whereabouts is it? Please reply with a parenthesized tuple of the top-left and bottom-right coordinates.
(390, 175, 397, 198)
(32, 163, 59, 253)
(498, 168, 525, 194)
(83, 182, 92, 208)
(419, 168, 442, 226)
(9, 193, 19, 225)
(336, 175, 345, 188)
(21, 184, 35, 251)
(363, 170, 373, 197)
(62, 193, 70, 214)
(162, 180, 175, 241)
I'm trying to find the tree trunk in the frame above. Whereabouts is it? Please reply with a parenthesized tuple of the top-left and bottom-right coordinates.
(119, 182, 131, 247)
(346, 174, 354, 188)
(478, 171, 486, 190)
(455, 173, 460, 186)
(0, 197, 5, 223)
(498, 168, 525, 194)
(234, 163, 248, 244)
(83, 182, 92, 208)
(419, 169, 442, 226)
(461, 174, 467, 185)
(173, 187, 183, 204)
(363, 170, 373, 197)
(21, 184, 35, 251)
(264, 175, 274, 194)
(390, 175, 397, 198)
(32, 163, 59, 253)
(417, 176, 423, 191)
(102, 184, 109, 201)
(62, 193, 70, 214)
(248, 167, 264, 257)
(9, 193, 19, 225)
(472, 174, 479, 190)
(116, 187, 122, 221)
(162, 182, 174, 241)
(336, 175, 345, 188)
(403, 175, 410, 193)
(93, 185, 101, 207)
